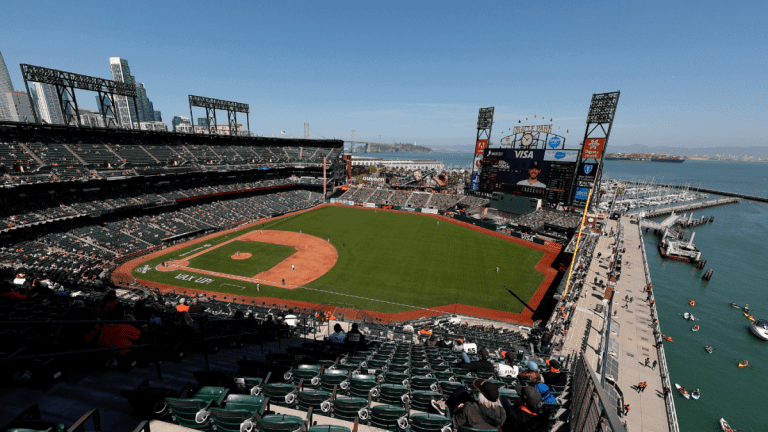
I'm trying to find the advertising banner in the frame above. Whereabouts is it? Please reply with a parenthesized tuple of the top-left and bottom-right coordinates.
(475, 139, 488, 155)
(364, 203, 376, 208)
(470, 174, 480, 191)
(421, 208, 439, 214)
(574, 187, 590, 202)
(345, 201, 355, 206)
(544, 150, 579, 162)
(547, 136, 563, 149)
(582, 138, 605, 159)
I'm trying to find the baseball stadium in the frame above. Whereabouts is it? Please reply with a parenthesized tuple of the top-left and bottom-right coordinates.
(0, 64, 610, 432)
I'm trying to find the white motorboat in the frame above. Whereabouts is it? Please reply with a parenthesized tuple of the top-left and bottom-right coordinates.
(749, 318, 768, 341)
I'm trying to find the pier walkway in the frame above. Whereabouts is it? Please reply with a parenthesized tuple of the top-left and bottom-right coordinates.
(640, 197, 739, 218)
(554, 216, 677, 432)
(623, 181, 767, 203)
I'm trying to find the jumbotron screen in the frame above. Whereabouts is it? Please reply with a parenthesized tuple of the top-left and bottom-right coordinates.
(479, 149, 583, 204)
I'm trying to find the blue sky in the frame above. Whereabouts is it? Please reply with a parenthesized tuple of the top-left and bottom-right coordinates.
(1, 0, 765, 149)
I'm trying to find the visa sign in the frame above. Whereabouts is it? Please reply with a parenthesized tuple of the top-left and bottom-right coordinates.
(574, 187, 590, 201)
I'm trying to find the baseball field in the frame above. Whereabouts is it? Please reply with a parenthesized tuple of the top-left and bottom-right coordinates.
(124, 205, 553, 317)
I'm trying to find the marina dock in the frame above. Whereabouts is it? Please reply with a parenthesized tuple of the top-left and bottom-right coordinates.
(553, 216, 679, 432)
(623, 181, 767, 203)
(640, 197, 740, 218)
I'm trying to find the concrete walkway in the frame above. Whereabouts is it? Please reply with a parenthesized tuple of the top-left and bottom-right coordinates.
(557, 217, 672, 432)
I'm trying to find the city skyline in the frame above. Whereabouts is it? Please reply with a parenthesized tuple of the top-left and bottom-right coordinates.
(0, 1, 765, 149)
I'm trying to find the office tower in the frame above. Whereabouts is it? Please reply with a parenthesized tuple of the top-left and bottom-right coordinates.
(0, 50, 15, 121)
(4, 91, 35, 122)
(197, 118, 209, 127)
(31, 82, 65, 125)
(172, 115, 190, 131)
(109, 57, 158, 128)
(153, 111, 162, 122)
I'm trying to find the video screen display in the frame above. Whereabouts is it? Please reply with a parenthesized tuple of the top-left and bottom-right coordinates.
(479, 149, 578, 204)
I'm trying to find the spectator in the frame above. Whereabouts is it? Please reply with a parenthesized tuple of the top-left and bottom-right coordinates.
(0, 282, 27, 300)
(540, 331, 553, 355)
(327, 323, 346, 344)
(457, 348, 495, 373)
(262, 314, 276, 330)
(501, 385, 548, 432)
(495, 352, 520, 378)
(88, 308, 145, 356)
(178, 311, 199, 332)
(176, 298, 189, 313)
(284, 309, 298, 327)
(542, 359, 568, 387)
(346, 323, 366, 347)
(518, 368, 543, 385)
(437, 378, 506, 428)
(232, 310, 245, 319)
(188, 298, 206, 314)
(438, 334, 453, 349)
(533, 382, 558, 404)
(426, 334, 439, 347)
(94, 290, 119, 317)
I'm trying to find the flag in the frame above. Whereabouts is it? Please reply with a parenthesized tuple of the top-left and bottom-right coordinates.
(280, 130, 286, 134)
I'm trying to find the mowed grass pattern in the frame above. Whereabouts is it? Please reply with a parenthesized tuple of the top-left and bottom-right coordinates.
(134, 206, 545, 313)
(187, 240, 296, 277)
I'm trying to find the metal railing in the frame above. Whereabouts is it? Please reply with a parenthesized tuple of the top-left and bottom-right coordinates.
(637, 221, 680, 432)
(569, 354, 626, 432)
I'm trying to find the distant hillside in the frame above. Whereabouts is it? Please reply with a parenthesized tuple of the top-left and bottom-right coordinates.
(609, 144, 768, 158)
(364, 142, 432, 153)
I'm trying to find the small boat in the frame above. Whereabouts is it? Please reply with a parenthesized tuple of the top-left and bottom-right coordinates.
(743, 305, 750, 313)
(738, 360, 749, 368)
(720, 418, 734, 432)
(683, 312, 696, 321)
(675, 383, 689, 399)
(691, 389, 700, 400)
(750, 318, 768, 341)
(689, 300, 696, 306)
(704, 346, 713, 353)
(730, 302, 739, 308)
(744, 312, 755, 322)
(692, 325, 700, 332)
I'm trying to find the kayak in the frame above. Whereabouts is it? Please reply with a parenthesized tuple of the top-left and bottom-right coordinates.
(720, 418, 733, 432)
(692, 325, 700, 332)
(744, 312, 755, 322)
(738, 361, 749, 368)
(675, 383, 689, 399)
(704, 346, 713, 354)
(730, 303, 739, 308)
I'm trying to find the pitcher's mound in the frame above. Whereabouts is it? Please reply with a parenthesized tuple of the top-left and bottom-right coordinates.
(231, 253, 253, 260)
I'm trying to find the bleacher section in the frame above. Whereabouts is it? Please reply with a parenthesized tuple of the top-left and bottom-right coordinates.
(0, 284, 571, 432)
(336, 187, 488, 211)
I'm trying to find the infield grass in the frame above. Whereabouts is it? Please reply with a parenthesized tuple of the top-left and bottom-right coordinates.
(134, 206, 546, 314)
(187, 240, 296, 277)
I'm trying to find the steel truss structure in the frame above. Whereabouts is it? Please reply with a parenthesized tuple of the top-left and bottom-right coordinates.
(497, 130, 568, 150)
(188, 95, 250, 136)
(573, 91, 620, 210)
(20, 64, 139, 129)
(471, 107, 494, 191)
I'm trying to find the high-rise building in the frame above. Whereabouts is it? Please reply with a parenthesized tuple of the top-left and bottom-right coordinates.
(0, 50, 16, 121)
(109, 57, 158, 128)
(31, 82, 65, 125)
(197, 117, 209, 127)
(153, 111, 162, 122)
(172, 115, 190, 131)
(4, 91, 35, 122)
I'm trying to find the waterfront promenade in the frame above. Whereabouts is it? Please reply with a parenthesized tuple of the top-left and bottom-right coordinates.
(556, 216, 676, 432)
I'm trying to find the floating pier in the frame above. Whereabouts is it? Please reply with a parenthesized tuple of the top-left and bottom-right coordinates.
(642, 197, 740, 218)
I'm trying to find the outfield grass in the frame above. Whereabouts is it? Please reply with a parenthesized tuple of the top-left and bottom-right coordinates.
(187, 240, 296, 277)
(134, 206, 546, 314)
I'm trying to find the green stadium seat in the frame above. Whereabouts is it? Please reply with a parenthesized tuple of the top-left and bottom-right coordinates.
(388, 363, 410, 373)
(285, 364, 323, 387)
(207, 409, 256, 432)
(348, 374, 378, 399)
(330, 395, 369, 422)
(224, 394, 267, 413)
(234, 376, 267, 395)
(378, 384, 410, 406)
(409, 413, 452, 432)
(296, 389, 334, 413)
(321, 370, 350, 393)
(190, 386, 229, 406)
(409, 391, 443, 412)
(410, 376, 440, 392)
(165, 398, 214, 429)
(369, 404, 408, 431)
(384, 371, 410, 386)
(255, 414, 304, 432)
(261, 382, 298, 408)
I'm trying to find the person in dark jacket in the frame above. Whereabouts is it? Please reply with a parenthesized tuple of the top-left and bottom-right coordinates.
(457, 348, 495, 373)
(437, 379, 506, 429)
(502, 385, 548, 432)
(542, 359, 568, 387)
